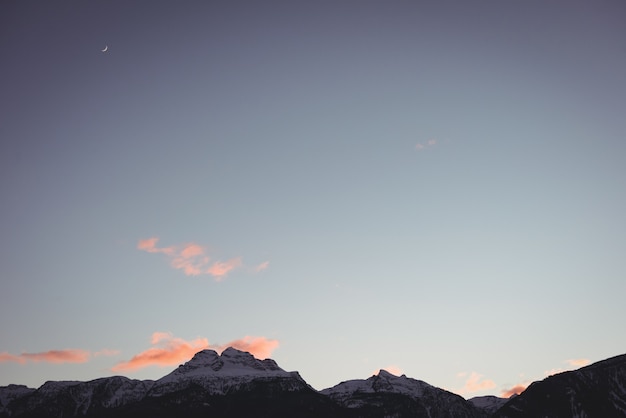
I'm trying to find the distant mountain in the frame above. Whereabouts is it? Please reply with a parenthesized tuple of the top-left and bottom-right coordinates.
(493, 353, 626, 418)
(0, 348, 340, 418)
(1, 377, 154, 418)
(321, 369, 486, 417)
(1, 349, 624, 417)
(469, 395, 510, 415)
(0, 385, 34, 414)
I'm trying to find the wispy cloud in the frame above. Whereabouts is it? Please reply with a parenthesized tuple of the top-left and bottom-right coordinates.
(112, 333, 279, 372)
(212, 336, 279, 360)
(0, 353, 24, 364)
(455, 371, 496, 395)
(566, 358, 590, 367)
(206, 258, 243, 280)
(137, 237, 175, 255)
(544, 367, 565, 376)
(0, 349, 91, 364)
(94, 349, 121, 357)
(501, 383, 528, 398)
(138, 237, 246, 280)
(254, 261, 270, 272)
(503, 358, 591, 397)
(112, 333, 209, 372)
(415, 138, 437, 151)
(544, 358, 591, 377)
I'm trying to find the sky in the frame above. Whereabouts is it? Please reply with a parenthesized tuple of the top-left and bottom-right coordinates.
(1, 0, 625, 399)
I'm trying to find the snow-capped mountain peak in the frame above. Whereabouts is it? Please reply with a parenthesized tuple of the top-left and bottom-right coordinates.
(322, 370, 431, 400)
(321, 370, 483, 417)
(376, 369, 402, 378)
(148, 347, 308, 397)
(158, 348, 288, 382)
(220, 347, 284, 372)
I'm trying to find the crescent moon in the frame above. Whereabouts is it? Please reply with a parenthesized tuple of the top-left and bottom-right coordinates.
(101, 46, 108, 52)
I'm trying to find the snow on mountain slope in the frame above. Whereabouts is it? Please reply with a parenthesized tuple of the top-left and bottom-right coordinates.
(321, 369, 486, 418)
(321, 370, 432, 407)
(469, 395, 509, 414)
(66, 376, 154, 412)
(148, 348, 310, 396)
(2, 377, 154, 417)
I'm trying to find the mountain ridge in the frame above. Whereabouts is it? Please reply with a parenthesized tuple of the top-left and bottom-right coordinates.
(2, 349, 625, 417)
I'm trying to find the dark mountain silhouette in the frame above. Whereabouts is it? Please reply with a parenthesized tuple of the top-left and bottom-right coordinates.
(321, 369, 485, 417)
(493, 353, 626, 418)
(1, 349, 625, 418)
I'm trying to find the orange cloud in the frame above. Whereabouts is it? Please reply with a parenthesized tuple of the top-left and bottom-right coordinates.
(151, 331, 173, 345)
(0, 352, 25, 364)
(138, 238, 244, 279)
(214, 336, 279, 360)
(501, 383, 528, 398)
(112, 333, 210, 372)
(456, 372, 496, 395)
(94, 349, 120, 357)
(0, 349, 90, 364)
(566, 358, 590, 367)
(112, 333, 280, 372)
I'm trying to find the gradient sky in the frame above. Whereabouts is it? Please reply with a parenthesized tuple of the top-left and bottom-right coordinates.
(1, 0, 625, 398)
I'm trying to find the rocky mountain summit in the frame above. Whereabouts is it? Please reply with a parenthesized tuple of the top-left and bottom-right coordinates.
(149, 347, 310, 396)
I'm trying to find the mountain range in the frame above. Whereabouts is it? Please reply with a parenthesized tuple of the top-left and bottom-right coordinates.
(1, 348, 624, 417)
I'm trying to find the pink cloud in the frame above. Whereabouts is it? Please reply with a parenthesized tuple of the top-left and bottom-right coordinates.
(94, 349, 121, 357)
(501, 383, 528, 398)
(545, 358, 591, 377)
(566, 358, 590, 367)
(0, 352, 25, 364)
(112, 333, 280, 372)
(179, 243, 205, 259)
(112, 333, 210, 372)
(137, 237, 175, 255)
(206, 258, 243, 280)
(544, 367, 565, 377)
(138, 238, 244, 279)
(456, 372, 496, 395)
(214, 336, 279, 360)
(0, 349, 90, 364)
(255, 261, 270, 272)
(151, 332, 173, 345)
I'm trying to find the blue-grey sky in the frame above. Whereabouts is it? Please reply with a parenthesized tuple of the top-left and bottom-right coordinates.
(1, 0, 625, 397)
